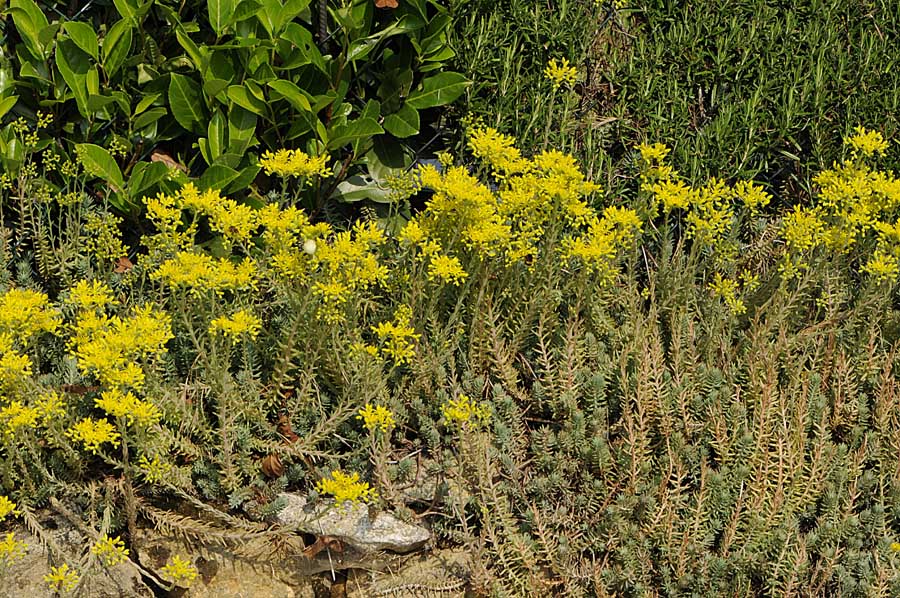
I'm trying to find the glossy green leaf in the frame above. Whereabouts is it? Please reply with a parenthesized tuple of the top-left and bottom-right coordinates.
(63, 22, 99, 60)
(208, 110, 227, 161)
(102, 20, 133, 78)
(168, 73, 205, 132)
(0, 96, 19, 120)
(75, 143, 125, 192)
(208, 0, 235, 35)
(56, 39, 92, 117)
(199, 164, 239, 191)
(327, 118, 384, 151)
(132, 107, 167, 130)
(227, 85, 267, 117)
(7, 2, 45, 59)
(383, 103, 419, 138)
(268, 79, 312, 111)
(227, 106, 258, 155)
(406, 72, 469, 109)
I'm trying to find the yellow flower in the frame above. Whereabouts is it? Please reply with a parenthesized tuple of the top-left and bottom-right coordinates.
(545, 57, 578, 90)
(161, 554, 198, 583)
(94, 389, 161, 427)
(316, 470, 378, 506)
(468, 127, 530, 175)
(357, 404, 395, 433)
(152, 253, 257, 296)
(861, 249, 899, 283)
(137, 454, 172, 484)
(83, 212, 128, 262)
(731, 180, 771, 213)
(427, 254, 468, 286)
(0, 495, 20, 521)
(259, 149, 333, 178)
(782, 205, 826, 252)
(708, 273, 747, 316)
(67, 418, 121, 454)
(91, 535, 129, 567)
(68, 280, 118, 310)
(161, 554, 198, 587)
(441, 394, 490, 429)
(371, 307, 420, 365)
(637, 142, 671, 166)
(0, 288, 60, 342)
(44, 563, 80, 593)
(0, 401, 39, 439)
(209, 309, 262, 344)
(0, 532, 27, 563)
(847, 126, 889, 157)
(0, 333, 33, 391)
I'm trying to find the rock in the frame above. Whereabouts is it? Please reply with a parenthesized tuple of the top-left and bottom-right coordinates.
(134, 529, 320, 598)
(275, 493, 431, 554)
(0, 519, 152, 598)
(346, 548, 472, 597)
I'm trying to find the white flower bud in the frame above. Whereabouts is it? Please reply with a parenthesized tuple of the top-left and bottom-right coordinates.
(302, 239, 317, 255)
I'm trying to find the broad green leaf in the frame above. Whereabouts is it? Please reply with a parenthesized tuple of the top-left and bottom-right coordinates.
(383, 103, 419, 138)
(327, 118, 384, 151)
(133, 93, 160, 116)
(199, 164, 239, 191)
(56, 40, 92, 117)
(204, 78, 230, 101)
(113, 0, 140, 23)
(0, 96, 18, 120)
(132, 107, 167, 130)
(406, 72, 469, 109)
(227, 106, 258, 155)
(102, 20, 133, 78)
(6, 3, 44, 59)
(208, 0, 235, 35)
(208, 110, 227, 161)
(75, 143, 125, 192)
(175, 26, 208, 71)
(229, 0, 262, 26)
(227, 85, 267, 117)
(268, 79, 312, 111)
(87, 94, 116, 111)
(224, 162, 261, 194)
(168, 73, 205, 132)
(63, 22, 99, 60)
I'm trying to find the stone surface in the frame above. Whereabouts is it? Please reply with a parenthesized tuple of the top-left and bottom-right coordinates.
(275, 493, 431, 554)
(346, 548, 472, 597)
(0, 519, 152, 598)
(134, 529, 320, 598)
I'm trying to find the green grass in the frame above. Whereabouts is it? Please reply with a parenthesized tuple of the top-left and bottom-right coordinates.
(450, 0, 900, 199)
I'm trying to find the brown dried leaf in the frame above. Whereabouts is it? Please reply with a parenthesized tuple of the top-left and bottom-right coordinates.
(150, 150, 188, 173)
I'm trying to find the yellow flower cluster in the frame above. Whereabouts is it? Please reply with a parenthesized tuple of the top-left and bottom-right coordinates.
(545, 57, 578, 90)
(357, 404, 395, 433)
(259, 149, 333, 179)
(91, 535, 129, 567)
(70, 305, 173, 390)
(0, 333, 33, 393)
(67, 417, 121, 454)
(777, 127, 900, 281)
(161, 554, 199, 587)
(847, 125, 889, 158)
(68, 280, 118, 310)
(414, 130, 604, 270)
(94, 388, 161, 428)
(83, 212, 128, 262)
(0, 288, 60, 342)
(44, 563, 80, 593)
(371, 306, 420, 365)
(209, 309, 262, 344)
(0, 495, 19, 521)
(316, 470, 378, 506)
(137, 454, 172, 484)
(708, 272, 748, 316)
(152, 252, 257, 296)
(0, 400, 39, 439)
(311, 222, 388, 323)
(639, 143, 771, 262)
(0, 532, 27, 563)
(441, 394, 491, 430)
(561, 206, 642, 283)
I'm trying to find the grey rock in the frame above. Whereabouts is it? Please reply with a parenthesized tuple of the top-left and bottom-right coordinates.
(275, 493, 431, 554)
(0, 520, 152, 598)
